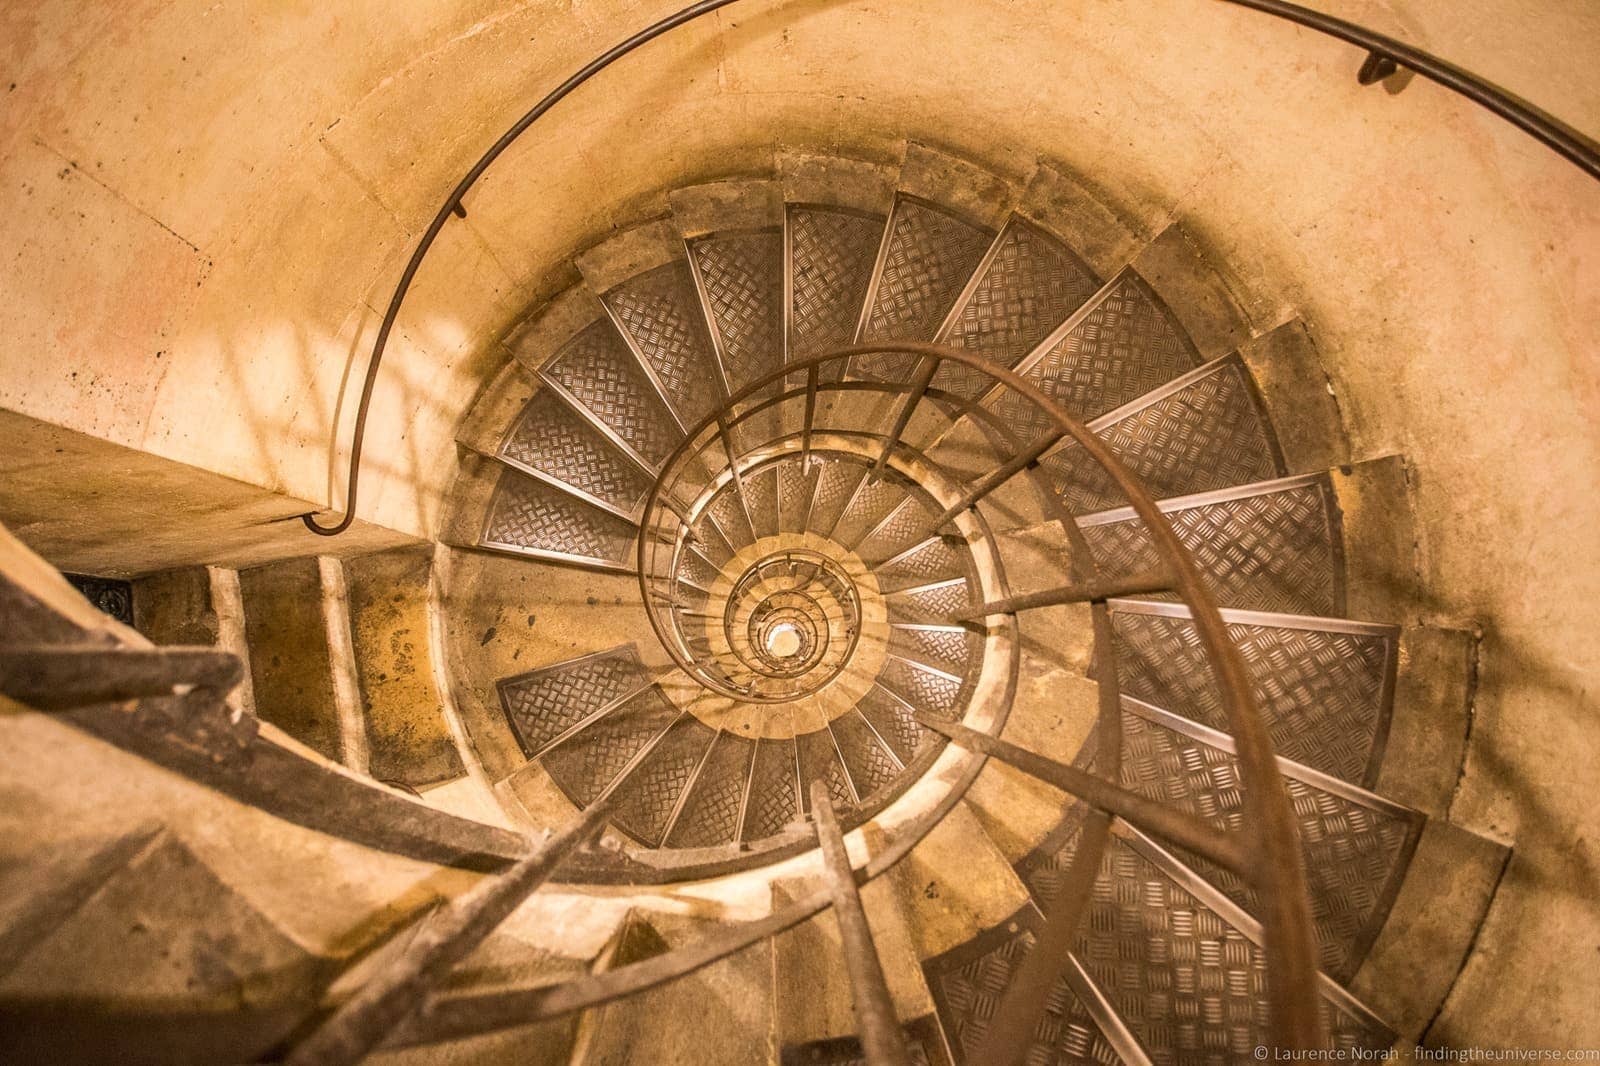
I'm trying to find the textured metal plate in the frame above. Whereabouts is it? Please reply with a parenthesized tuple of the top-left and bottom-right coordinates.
(693, 230, 785, 394)
(987, 270, 1200, 448)
(886, 579, 973, 626)
(807, 459, 868, 539)
(604, 262, 724, 429)
(887, 624, 980, 678)
(878, 655, 966, 720)
(788, 205, 886, 380)
(856, 496, 940, 564)
(930, 218, 1101, 402)
(797, 727, 857, 812)
(481, 469, 638, 568)
(1077, 475, 1344, 617)
(776, 456, 817, 535)
(541, 685, 680, 807)
(829, 709, 902, 803)
(496, 645, 648, 759)
(744, 465, 781, 540)
(607, 714, 717, 847)
(832, 475, 910, 550)
(856, 685, 935, 765)
(1113, 700, 1423, 982)
(1030, 828, 1396, 1062)
(707, 486, 756, 550)
(923, 909, 1128, 1066)
(1040, 355, 1283, 515)
(500, 389, 655, 515)
(876, 538, 970, 593)
(676, 546, 721, 593)
(665, 732, 756, 849)
(855, 196, 994, 381)
(1107, 601, 1398, 785)
(742, 736, 801, 841)
(541, 319, 683, 469)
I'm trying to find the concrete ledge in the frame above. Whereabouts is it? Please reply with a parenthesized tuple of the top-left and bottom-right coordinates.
(1018, 160, 1148, 280)
(1132, 222, 1253, 360)
(668, 178, 782, 236)
(573, 219, 683, 294)
(1238, 318, 1354, 474)
(899, 140, 1018, 231)
(1351, 818, 1510, 1042)
(778, 148, 899, 213)
(1377, 624, 1478, 818)
(891, 801, 1030, 960)
(455, 357, 537, 457)
(503, 284, 608, 375)
(439, 453, 500, 549)
(1332, 454, 1418, 623)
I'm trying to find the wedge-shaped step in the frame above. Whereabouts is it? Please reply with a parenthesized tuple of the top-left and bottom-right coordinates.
(876, 536, 971, 593)
(924, 905, 1141, 1066)
(797, 726, 858, 814)
(887, 623, 981, 679)
(540, 318, 683, 471)
(540, 685, 681, 810)
(497, 388, 655, 518)
(496, 645, 652, 760)
(886, 577, 975, 626)
(787, 204, 886, 380)
(832, 473, 911, 549)
(741, 735, 802, 841)
(806, 458, 868, 539)
(1078, 473, 1344, 617)
(1039, 353, 1285, 515)
(928, 216, 1101, 402)
(742, 464, 781, 540)
(601, 262, 724, 431)
(776, 455, 817, 535)
(856, 493, 941, 565)
(1106, 600, 1398, 785)
(853, 194, 996, 381)
(605, 713, 717, 847)
(985, 268, 1201, 446)
(481, 468, 638, 572)
(829, 708, 905, 804)
(856, 684, 940, 767)
(1110, 697, 1424, 982)
(878, 654, 970, 720)
(675, 544, 721, 595)
(705, 484, 757, 552)
(1020, 822, 1397, 1060)
(664, 731, 756, 849)
(689, 229, 785, 393)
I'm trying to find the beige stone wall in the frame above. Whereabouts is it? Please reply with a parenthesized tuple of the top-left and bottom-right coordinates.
(3, 0, 1598, 1045)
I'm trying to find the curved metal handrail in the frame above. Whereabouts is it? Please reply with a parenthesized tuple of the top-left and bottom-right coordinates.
(301, 0, 1598, 536)
(636, 341, 1324, 1049)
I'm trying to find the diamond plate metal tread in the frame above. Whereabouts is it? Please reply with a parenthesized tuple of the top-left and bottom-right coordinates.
(856, 495, 941, 564)
(691, 506, 737, 565)
(677, 545, 721, 594)
(854, 195, 996, 381)
(878, 654, 967, 720)
(691, 229, 785, 394)
(1040, 354, 1286, 516)
(496, 645, 650, 759)
(856, 684, 938, 765)
(1106, 600, 1398, 786)
(807, 459, 868, 538)
(1110, 698, 1424, 982)
(1077, 474, 1346, 617)
(929, 217, 1102, 403)
(986, 269, 1202, 449)
(1020, 825, 1397, 1063)
(831, 474, 911, 550)
(828, 709, 902, 803)
(541, 685, 681, 809)
(876, 537, 971, 593)
(886, 578, 975, 626)
(602, 261, 724, 430)
(887, 624, 981, 678)
(924, 907, 1133, 1066)
(776, 456, 818, 534)
(787, 205, 886, 382)
(540, 318, 684, 470)
(742, 736, 801, 841)
(743, 465, 781, 540)
(606, 714, 718, 847)
(496, 388, 656, 518)
(665, 732, 756, 849)
(480, 468, 639, 571)
(707, 485, 756, 550)
(797, 727, 857, 813)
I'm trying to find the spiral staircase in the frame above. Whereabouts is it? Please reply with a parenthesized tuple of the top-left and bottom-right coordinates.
(0, 138, 1511, 1065)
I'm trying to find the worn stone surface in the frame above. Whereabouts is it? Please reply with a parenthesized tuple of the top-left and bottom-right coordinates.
(1130, 222, 1254, 360)
(1377, 624, 1478, 817)
(238, 556, 343, 762)
(1237, 319, 1353, 475)
(345, 547, 466, 789)
(1332, 455, 1419, 624)
(131, 565, 220, 647)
